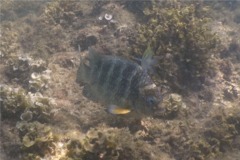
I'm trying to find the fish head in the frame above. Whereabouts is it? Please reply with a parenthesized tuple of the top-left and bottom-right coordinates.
(139, 83, 163, 115)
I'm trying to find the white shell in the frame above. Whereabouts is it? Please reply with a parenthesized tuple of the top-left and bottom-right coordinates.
(104, 14, 113, 21)
(31, 72, 39, 79)
(98, 16, 103, 20)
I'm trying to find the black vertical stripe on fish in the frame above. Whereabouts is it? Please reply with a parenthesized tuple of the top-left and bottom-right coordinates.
(98, 60, 112, 86)
(103, 59, 116, 92)
(107, 60, 122, 90)
(115, 63, 136, 99)
(110, 61, 128, 100)
(128, 70, 142, 100)
(123, 67, 139, 100)
(103, 60, 123, 102)
(90, 59, 102, 84)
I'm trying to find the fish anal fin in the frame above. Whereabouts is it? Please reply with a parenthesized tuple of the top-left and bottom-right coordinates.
(108, 105, 131, 115)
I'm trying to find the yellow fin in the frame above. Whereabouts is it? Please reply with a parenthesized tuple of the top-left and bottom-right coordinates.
(108, 105, 131, 115)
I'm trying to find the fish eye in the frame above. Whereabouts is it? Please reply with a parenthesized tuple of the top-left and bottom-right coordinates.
(146, 96, 158, 107)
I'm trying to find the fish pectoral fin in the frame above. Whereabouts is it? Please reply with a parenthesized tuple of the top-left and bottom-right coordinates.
(108, 105, 131, 115)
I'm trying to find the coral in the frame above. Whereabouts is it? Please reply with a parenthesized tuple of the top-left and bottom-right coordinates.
(140, 105, 240, 160)
(5, 55, 49, 92)
(16, 121, 59, 158)
(1, 85, 55, 122)
(28, 70, 51, 92)
(131, 0, 220, 90)
(26, 92, 56, 122)
(65, 125, 168, 160)
(1, 85, 31, 119)
(43, 0, 82, 28)
(0, 22, 21, 58)
(139, 118, 218, 160)
(203, 110, 240, 153)
(154, 93, 186, 119)
(66, 125, 138, 160)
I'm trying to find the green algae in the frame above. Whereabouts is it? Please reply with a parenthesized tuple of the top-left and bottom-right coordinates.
(16, 121, 59, 159)
(1, 85, 54, 122)
(0, 1, 240, 160)
(131, 0, 221, 90)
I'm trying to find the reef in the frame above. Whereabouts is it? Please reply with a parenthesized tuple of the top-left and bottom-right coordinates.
(1, 85, 55, 122)
(16, 121, 58, 159)
(67, 126, 138, 160)
(5, 55, 49, 92)
(131, 0, 221, 91)
(0, 1, 240, 160)
(154, 93, 186, 119)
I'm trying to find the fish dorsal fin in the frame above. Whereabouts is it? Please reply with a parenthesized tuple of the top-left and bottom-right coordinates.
(141, 45, 158, 73)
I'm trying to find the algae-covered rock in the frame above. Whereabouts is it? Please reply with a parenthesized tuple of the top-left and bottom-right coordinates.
(203, 110, 240, 153)
(16, 121, 59, 159)
(1, 85, 55, 122)
(67, 125, 137, 160)
(1, 85, 31, 118)
(131, 0, 220, 90)
(0, 22, 21, 58)
(65, 125, 169, 160)
(5, 55, 50, 92)
(153, 93, 186, 119)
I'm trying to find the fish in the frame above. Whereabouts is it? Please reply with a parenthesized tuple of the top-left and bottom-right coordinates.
(76, 47, 162, 115)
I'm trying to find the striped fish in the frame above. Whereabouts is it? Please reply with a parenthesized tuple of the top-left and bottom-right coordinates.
(76, 47, 162, 115)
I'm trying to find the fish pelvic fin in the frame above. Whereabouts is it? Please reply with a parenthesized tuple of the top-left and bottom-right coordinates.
(108, 105, 131, 115)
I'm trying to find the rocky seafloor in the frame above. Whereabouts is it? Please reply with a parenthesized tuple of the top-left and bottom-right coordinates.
(0, 1, 240, 160)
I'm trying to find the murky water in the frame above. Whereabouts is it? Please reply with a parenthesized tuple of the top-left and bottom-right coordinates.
(1, 1, 240, 160)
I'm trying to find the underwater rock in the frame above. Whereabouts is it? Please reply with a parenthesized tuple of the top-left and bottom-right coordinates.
(131, 1, 220, 90)
(154, 93, 185, 119)
(1, 85, 31, 119)
(66, 125, 166, 160)
(203, 112, 240, 153)
(5, 55, 50, 92)
(74, 34, 98, 51)
(66, 125, 137, 160)
(0, 22, 20, 58)
(222, 81, 239, 101)
(1, 85, 55, 122)
(16, 121, 59, 159)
